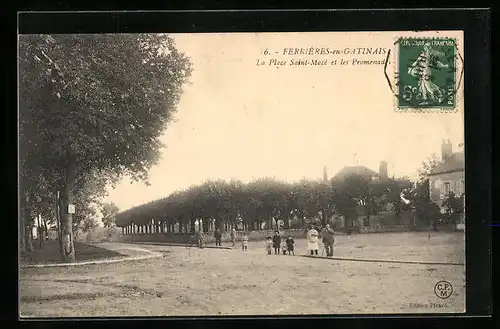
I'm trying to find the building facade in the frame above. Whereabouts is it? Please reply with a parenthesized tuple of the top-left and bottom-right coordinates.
(428, 140, 465, 229)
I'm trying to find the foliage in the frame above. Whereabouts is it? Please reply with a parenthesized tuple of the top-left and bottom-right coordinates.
(441, 192, 465, 225)
(101, 202, 120, 229)
(19, 34, 192, 182)
(115, 175, 409, 231)
(415, 201, 441, 227)
(82, 217, 99, 233)
(442, 192, 465, 214)
(403, 154, 440, 210)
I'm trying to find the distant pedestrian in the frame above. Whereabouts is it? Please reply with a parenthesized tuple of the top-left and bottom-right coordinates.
(241, 232, 249, 251)
(265, 236, 273, 255)
(307, 226, 319, 256)
(272, 231, 282, 255)
(214, 228, 222, 246)
(321, 224, 335, 257)
(195, 230, 204, 248)
(285, 235, 295, 255)
(230, 228, 237, 247)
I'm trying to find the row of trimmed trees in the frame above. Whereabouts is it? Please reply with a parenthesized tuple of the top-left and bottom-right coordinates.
(19, 34, 192, 262)
(116, 175, 414, 233)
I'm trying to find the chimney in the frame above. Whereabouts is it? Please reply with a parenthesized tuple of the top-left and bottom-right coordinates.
(441, 139, 453, 160)
(379, 161, 388, 181)
(323, 166, 328, 182)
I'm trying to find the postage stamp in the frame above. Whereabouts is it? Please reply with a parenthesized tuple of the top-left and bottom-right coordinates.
(395, 37, 458, 111)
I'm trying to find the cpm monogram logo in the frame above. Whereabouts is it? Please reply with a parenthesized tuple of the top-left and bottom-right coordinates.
(434, 280, 453, 299)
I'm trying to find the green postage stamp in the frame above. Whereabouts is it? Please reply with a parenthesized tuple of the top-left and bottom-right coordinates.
(396, 37, 458, 111)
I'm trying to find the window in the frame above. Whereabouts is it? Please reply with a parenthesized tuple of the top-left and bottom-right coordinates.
(442, 182, 452, 197)
(456, 179, 465, 196)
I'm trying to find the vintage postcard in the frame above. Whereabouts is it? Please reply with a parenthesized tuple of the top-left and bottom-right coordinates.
(19, 31, 465, 317)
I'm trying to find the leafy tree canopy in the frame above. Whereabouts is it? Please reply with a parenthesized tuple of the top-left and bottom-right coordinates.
(19, 33, 193, 184)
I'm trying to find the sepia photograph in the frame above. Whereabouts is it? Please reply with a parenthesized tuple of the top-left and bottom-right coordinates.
(19, 30, 466, 317)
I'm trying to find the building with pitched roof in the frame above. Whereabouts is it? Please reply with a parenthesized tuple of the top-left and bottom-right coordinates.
(428, 139, 465, 204)
(331, 161, 389, 182)
(428, 139, 465, 229)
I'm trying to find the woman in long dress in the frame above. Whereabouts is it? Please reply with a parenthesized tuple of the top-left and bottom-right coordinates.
(307, 226, 319, 256)
(407, 43, 449, 105)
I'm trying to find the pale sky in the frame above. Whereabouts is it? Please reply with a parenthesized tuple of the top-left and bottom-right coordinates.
(105, 31, 464, 212)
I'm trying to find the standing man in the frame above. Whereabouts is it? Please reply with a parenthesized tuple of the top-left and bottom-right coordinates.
(272, 231, 282, 255)
(230, 228, 237, 247)
(322, 224, 335, 257)
(214, 228, 222, 246)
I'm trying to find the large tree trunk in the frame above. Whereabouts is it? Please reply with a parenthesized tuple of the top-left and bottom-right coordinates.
(37, 215, 44, 249)
(190, 217, 196, 233)
(344, 215, 353, 230)
(60, 159, 76, 263)
(27, 224, 34, 252)
(43, 218, 48, 240)
(19, 202, 26, 252)
(284, 215, 290, 229)
(202, 218, 209, 233)
(321, 208, 328, 225)
(25, 216, 33, 252)
(56, 194, 63, 252)
(217, 218, 225, 232)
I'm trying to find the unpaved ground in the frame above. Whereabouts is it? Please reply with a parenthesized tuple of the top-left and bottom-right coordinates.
(20, 232, 465, 317)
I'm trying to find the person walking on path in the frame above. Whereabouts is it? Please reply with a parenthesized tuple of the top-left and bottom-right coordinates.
(230, 228, 237, 247)
(285, 235, 295, 255)
(195, 230, 204, 249)
(214, 228, 222, 246)
(307, 226, 319, 256)
(272, 231, 282, 255)
(321, 224, 335, 257)
(241, 232, 249, 251)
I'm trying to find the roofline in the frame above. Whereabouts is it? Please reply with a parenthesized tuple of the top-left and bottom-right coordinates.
(428, 168, 465, 176)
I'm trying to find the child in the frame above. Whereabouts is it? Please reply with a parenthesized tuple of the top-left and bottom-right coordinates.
(281, 240, 288, 255)
(265, 237, 273, 255)
(241, 232, 249, 251)
(286, 236, 295, 255)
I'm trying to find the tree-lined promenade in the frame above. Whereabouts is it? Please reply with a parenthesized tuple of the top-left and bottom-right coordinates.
(116, 176, 414, 234)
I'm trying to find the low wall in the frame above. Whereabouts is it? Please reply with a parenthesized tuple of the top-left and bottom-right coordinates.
(358, 224, 461, 234)
(116, 229, 307, 244)
(115, 223, 461, 244)
(358, 225, 411, 234)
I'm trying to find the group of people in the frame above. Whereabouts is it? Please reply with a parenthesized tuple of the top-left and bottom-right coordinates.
(211, 227, 238, 247)
(197, 224, 336, 257)
(306, 224, 335, 257)
(265, 231, 295, 255)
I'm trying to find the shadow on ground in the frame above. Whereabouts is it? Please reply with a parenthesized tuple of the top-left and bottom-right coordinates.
(20, 240, 124, 265)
